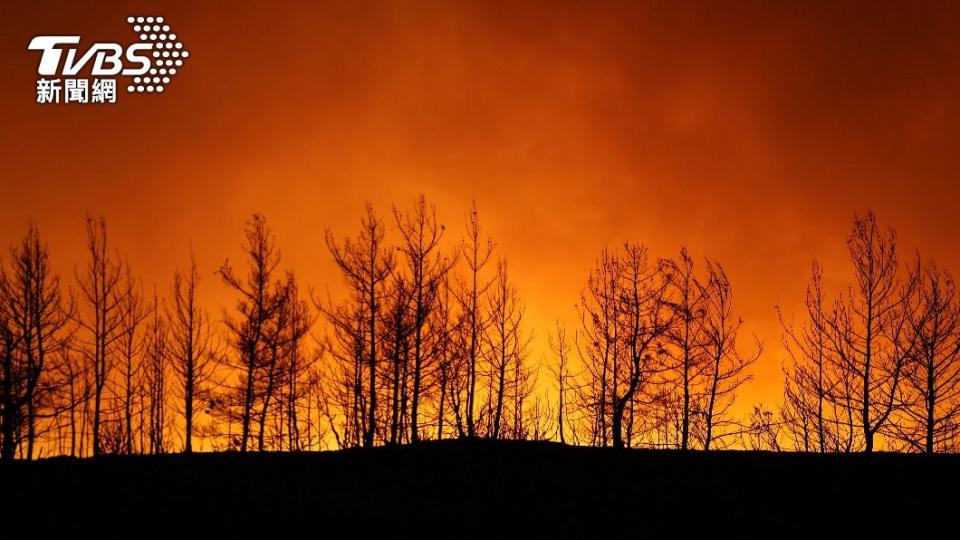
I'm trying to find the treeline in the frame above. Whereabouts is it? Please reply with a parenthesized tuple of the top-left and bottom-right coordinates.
(0, 198, 550, 458)
(0, 201, 956, 459)
(776, 211, 960, 453)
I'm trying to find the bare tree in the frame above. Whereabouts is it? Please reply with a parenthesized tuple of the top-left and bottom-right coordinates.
(254, 274, 293, 451)
(482, 260, 528, 439)
(380, 274, 412, 445)
(0, 225, 73, 459)
(219, 214, 287, 452)
(780, 263, 858, 452)
(744, 404, 782, 451)
(823, 211, 918, 452)
(325, 204, 394, 447)
(576, 245, 672, 448)
(454, 202, 494, 438)
(279, 277, 316, 451)
(662, 248, 708, 450)
(432, 276, 458, 441)
(507, 338, 537, 440)
(780, 263, 829, 451)
(888, 262, 960, 452)
(74, 216, 125, 456)
(168, 251, 216, 453)
(700, 261, 760, 450)
(392, 195, 455, 442)
(116, 265, 148, 454)
(53, 344, 87, 457)
(610, 245, 671, 449)
(318, 287, 367, 449)
(143, 291, 168, 453)
(0, 301, 20, 459)
(576, 248, 621, 447)
(548, 320, 571, 444)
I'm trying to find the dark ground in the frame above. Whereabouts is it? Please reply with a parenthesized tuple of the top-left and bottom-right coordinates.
(1, 439, 956, 538)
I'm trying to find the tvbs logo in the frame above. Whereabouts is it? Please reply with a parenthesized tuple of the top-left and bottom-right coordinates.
(28, 16, 190, 104)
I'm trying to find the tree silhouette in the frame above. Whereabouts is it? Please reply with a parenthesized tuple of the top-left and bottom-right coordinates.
(218, 214, 287, 452)
(325, 204, 394, 447)
(662, 248, 709, 450)
(548, 321, 571, 444)
(823, 211, 918, 453)
(447, 202, 495, 439)
(781, 263, 857, 452)
(74, 216, 125, 456)
(888, 262, 960, 452)
(0, 225, 73, 459)
(169, 252, 217, 453)
(116, 264, 148, 454)
(142, 291, 168, 453)
(277, 277, 316, 451)
(432, 276, 457, 441)
(392, 195, 455, 443)
(700, 261, 759, 450)
(12, 201, 960, 457)
(576, 245, 672, 448)
(380, 274, 413, 445)
(482, 260, 529, 439)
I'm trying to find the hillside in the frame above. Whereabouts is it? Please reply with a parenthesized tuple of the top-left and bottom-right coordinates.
(1, 439, 955, 538)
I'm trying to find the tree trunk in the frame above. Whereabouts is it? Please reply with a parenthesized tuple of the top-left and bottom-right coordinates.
(185, 367, 194, 453)
(365, 271, 377, 447)
(926, 349, 935, 454)
(240, 344, 256, 452)
(1, 338, 15, 461)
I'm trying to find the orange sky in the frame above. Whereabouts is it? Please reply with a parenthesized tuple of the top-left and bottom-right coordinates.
(2, 1, 960, 416)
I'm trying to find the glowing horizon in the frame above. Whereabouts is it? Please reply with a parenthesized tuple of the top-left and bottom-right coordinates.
(3, 1, 960, 453)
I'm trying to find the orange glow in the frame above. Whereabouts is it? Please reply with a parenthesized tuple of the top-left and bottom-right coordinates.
(2, 1, 960, 433)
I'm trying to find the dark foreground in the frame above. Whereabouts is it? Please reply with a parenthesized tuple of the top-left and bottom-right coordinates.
(2, 440, 957, 538)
